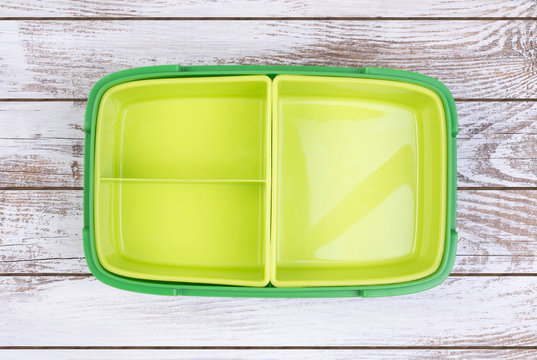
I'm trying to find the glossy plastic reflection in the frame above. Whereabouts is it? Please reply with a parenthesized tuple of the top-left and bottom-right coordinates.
(271, 76, 446, 287)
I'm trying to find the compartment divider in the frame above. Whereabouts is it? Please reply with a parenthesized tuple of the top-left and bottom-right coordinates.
(99, 178, 266, 184)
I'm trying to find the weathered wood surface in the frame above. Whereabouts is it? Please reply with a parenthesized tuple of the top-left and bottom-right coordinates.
(1, 349, 536, 360)
(2, 0, 536, 18)
(2, 0, 537, 353)
(1, 190, 536, 274)
(2, 101, 537, 188)
(1, 20, 537, 99)
(0, 102, 84, 188)
(1, 276, 537, 346)
(458, 101, 537, 187)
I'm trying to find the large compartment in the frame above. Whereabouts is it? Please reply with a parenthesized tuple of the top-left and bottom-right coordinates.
(271, 75, 447, 287)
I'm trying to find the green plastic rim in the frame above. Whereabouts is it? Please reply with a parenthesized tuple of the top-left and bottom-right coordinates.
(83, 65, 458, 297)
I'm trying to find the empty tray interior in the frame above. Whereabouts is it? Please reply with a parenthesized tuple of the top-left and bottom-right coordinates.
(94, 76, 271, 286)
(271, 75, 447, 287)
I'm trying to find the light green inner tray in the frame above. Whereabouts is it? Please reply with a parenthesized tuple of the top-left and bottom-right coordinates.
(271, 75, 446, 287)
(94, 74, 446, 289)
(94, 76, 272, 287)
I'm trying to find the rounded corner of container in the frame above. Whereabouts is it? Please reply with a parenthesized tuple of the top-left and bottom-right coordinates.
(84, 70, 121, 132)
(271, 74, 285, 85)
(359, 68, 459, 137)
(85, 253, 179, 296)
(84, 225, 176, 296)
(269, 277, 283, 288)
(258, 278, 272, 288)
(259, 74, 273, 83)
(361, 233, 457, 298)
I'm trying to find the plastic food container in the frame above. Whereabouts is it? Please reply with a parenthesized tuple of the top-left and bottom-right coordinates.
(84, 65, 457, 297)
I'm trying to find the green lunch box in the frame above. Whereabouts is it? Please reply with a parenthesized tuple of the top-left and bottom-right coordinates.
(83, 65, 457, 297)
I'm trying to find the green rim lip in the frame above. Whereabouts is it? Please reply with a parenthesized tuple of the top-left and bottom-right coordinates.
(84, 65, 458, 297)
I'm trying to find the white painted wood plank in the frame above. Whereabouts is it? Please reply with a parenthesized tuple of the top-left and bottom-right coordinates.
(457, 190, 537, 257)
(1, 0, 536, 18)
(0, 102, 84, 187)
(3, 100, 537, 188)
(0, 191, 84, 273)
(1, 190, 536, 274)
(1, 349, 536, 360)
(454, 255, 537, 274)
(458, 102, 537, 136)
(1, 276, 536, 346)
(456, 101, 537, 187)
(0, 20, 536, 99)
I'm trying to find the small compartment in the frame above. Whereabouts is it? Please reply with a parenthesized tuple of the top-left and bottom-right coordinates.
(96, 76, 271, 180)
(271, 75, 447, 287)
(95, 180, 269, 286)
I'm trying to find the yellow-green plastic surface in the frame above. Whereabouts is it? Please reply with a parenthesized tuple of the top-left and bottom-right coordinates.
(94, 76, 272, 287)
(84, 65, 457, 297)
(271, 76, 446, 287)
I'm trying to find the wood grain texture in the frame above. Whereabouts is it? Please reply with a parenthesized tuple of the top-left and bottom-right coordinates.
(1, 20, 537, 99)
(1, 349, 537, 360)
(459, 138, 537, 188)
(2, 5, 537, 351)
(1, 0, 536, 18)
(2, 276, 537, 346)
(457, 190, 537, 257)
(0, 191, 84, 273)
(1, 190, 536, 274)
(0, 102, 84, 188)
(458, 101, 537, 187)
(2, 101, 537, 188)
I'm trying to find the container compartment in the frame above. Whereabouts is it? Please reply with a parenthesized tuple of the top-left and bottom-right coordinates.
(95, 180, 268, 286)
(93, 75, 271, 286)
(271, 75, 447, 287)
(96, 76, 271, 180)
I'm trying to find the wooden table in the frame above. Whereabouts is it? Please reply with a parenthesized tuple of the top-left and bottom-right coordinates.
(1, 1, 537, 358)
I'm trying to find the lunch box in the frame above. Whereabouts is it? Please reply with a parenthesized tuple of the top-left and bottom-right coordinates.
(83, 65, 457, 297)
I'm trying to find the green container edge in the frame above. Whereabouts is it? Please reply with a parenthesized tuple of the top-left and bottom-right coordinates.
(83, 65, 458, 298)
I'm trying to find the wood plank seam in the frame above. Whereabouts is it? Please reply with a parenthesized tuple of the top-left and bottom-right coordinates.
(2, 17, 537, 20)
(2, 346, 537, 350)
